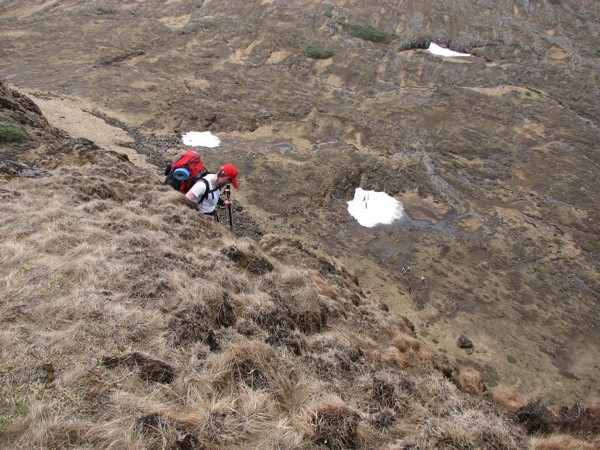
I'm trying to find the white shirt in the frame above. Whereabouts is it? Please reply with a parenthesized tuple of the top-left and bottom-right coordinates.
(189, 174, 221, 213)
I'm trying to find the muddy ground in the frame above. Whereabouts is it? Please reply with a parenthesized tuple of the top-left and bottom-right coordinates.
(1, 0, 598, 406)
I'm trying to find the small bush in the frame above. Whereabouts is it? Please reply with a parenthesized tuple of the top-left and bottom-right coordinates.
(306, 45, 335, 59)
(595, 48, 600, 57)
(0, 116, 29, 143)
(513, 398, 556, 434)
(550, 0, 562, 4)
(312, 403, 361, 449)
(339, 21, 398, 44)
(559, 403, 600, 437)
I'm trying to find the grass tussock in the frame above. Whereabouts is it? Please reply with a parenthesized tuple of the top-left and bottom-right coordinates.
(513, 399, 600, 439)
(0, 84, 535, 448)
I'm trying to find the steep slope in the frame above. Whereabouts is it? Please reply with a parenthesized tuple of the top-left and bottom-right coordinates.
(0, 82, 538, 449)
(1, 0, 598, 407)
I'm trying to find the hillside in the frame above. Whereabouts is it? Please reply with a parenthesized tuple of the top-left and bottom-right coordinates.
(1, 0, 598, 410)
(2, 80, 599, 449)
(0, 80, 527, 448)
(1, 0, 599, 447)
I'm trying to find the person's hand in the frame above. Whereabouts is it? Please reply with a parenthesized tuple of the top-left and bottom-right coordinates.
(223, 199, 233, 206)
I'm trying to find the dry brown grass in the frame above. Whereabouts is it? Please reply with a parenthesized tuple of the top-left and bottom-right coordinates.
(532, 434, 600, 449)
(0, 89, 535, 448)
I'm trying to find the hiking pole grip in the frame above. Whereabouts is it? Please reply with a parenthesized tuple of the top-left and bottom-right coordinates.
(225, 184, 233, 232)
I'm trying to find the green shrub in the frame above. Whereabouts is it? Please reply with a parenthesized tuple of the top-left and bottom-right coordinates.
(0, 116, 29, 143)
(595, 48, 600, 57)
(324, 9, 333, 18)
(339, 21, 398, 44)
(306, 45, 335, 59)
(550, 0, 562, 5)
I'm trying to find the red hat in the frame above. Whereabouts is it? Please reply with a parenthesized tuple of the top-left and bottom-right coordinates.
(222, 164, 239, 188)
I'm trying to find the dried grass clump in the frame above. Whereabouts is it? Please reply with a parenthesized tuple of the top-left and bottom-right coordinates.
(223, 240, 274, 275)
(399, 407, 527, 449)
(304, 333, 370, 381)
(532, 434, 600, 449)
(167, 303, 219, 350)
(513, 398, 558, 434)
(370, 371, 415, 413)
(207, 339, 286, 391)
(259, 268, 330, 334)
(558, 403, 600, 437)
(136, 413, 200, 450)
(308, 401, 362, 449)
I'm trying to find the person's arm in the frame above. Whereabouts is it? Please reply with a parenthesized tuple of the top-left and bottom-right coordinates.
(185, 190, 198, 202)
(186, 179, 207, 204)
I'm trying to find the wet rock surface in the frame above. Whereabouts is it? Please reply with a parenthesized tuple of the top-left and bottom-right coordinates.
(1, 0, 598, 406)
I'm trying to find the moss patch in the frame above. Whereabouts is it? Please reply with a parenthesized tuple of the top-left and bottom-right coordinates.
(0, 116, 29, 143)
(306, 45, 335, 59)
(339, 21, 398, 44)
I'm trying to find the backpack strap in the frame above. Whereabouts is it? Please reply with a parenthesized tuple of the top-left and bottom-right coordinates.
(198, 177, 220, 204)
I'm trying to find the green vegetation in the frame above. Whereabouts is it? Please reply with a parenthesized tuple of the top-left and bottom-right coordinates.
(595, 48, 600, 57)
(550, 0, 562, 5)
(324, 9, 334, 18)
(0, 116, 29, 143)
(0, 384, 29, 433)
(306, 45, 335, 59)
(0, 362, 13, 374)
(579, 237, 600, 254)
(339, 21, 398, 44)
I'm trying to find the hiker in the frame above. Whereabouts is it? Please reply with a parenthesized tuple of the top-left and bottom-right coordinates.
(184, 164, 238, 218)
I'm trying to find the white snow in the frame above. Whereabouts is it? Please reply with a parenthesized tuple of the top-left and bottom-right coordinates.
(347, 188, 404, 228)
(428, 42, 472, 58)
(182, 131, 221, 147)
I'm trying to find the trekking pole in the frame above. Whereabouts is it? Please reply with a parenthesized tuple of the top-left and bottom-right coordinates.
(225, 184, 233, 232)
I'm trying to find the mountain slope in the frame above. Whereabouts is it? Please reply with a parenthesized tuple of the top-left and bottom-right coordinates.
(2, 0, 598, 406)
(0, 81, 536, 450)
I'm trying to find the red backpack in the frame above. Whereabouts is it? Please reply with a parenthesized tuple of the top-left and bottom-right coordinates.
(164, 151, 209, 194)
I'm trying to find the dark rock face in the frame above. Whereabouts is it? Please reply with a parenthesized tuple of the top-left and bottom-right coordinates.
(457, 334, 474, 349)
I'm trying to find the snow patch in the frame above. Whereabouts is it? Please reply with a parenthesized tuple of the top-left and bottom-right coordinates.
(347, 188, 404, 227)
(182, 131, 221, 147)
(428, 42, 472, 57)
